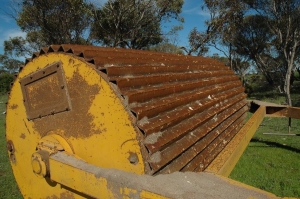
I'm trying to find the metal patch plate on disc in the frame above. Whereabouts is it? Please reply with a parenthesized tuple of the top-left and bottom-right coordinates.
(20, 62, 71, 120)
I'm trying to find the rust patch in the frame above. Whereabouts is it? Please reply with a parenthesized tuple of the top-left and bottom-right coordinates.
(20, 133, 26, 139)
(60, 191, 75, 199)
(9, 104, 18, 110)
(33, 69, 100, 138)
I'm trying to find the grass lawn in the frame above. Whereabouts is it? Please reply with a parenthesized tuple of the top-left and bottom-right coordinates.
(0, 94, 22, 199)
(230, 116, 300, 197)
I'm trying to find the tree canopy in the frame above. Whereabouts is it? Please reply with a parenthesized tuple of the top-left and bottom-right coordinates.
(4, 0, 93, 57)
(3, 0, 184, 56)
(17, 0, 93, 45)
(90, 0, 184, 49)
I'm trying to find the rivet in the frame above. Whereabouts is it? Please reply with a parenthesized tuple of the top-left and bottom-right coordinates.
(128, 153, 139, 165)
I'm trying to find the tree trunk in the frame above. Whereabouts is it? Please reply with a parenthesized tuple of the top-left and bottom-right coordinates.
(285, 62, 293, 134)
(284, 57, 294, 106)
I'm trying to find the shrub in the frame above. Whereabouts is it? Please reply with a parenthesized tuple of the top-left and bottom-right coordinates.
(0, 73, 14, 94)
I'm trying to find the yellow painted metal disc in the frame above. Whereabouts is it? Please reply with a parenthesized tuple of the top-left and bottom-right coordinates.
(6, 53, 145, 198)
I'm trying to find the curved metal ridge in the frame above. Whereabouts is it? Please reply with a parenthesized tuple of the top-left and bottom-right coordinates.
(25, 44, 248, 175)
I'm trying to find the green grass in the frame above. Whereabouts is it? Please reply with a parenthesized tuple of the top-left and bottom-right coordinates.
(230, 117, 300, 197)
(0, 95, 22, 199)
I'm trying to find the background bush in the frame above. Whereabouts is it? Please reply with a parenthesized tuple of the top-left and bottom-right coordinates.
(0, 73, 14, 94)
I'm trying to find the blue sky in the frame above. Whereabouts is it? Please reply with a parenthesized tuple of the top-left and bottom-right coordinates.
(0, 0, 211, 58)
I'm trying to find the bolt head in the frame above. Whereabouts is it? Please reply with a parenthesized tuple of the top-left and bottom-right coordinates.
(31, 153, 47, 177)
(32, 159, 42, 174)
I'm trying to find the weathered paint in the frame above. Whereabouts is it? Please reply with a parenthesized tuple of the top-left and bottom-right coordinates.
(50, 152, 168, 199)
(215, 174, 280, 199)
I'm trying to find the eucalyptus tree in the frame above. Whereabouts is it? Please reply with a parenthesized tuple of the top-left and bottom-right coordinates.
(90, 0, 184, 49)
(4, 0, 94, 56)
(201, 0, 247, 69)
(232, 15, 278, 86)
(203, 0, 300, 107)
(182, 27, 209, 56)
(246, 0, 300, 106)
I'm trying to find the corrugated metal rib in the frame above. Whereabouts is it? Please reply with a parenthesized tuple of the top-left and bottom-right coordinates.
(156, 105, 247, 174)
(105, 64, 228, 78)
(112, 70, 234, 90)
(130, 81, 242, 120)
(27, 45, 248, 175)
(123, 76, 240, 104)
(146, 94, 247, 172)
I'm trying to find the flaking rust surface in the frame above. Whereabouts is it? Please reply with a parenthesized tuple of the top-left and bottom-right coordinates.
(33, 69, 100, 138)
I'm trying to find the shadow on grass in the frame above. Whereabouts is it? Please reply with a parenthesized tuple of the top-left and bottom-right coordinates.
(250, 138, 300, 153)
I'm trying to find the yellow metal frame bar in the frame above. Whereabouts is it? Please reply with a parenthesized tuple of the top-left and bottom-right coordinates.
(49, 152, 168, 199)
(251, 100, 300, 119)
(266, 106, 300, 119)
(49, 152, 279, 199)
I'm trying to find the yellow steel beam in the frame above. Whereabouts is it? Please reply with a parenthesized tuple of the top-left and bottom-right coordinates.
(250, 100, 300, 119)
(205, 105, 266, 177)
(49, 152, 169, 199)
(266, 106, 300, 119)
(49, 152, 280, 199)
